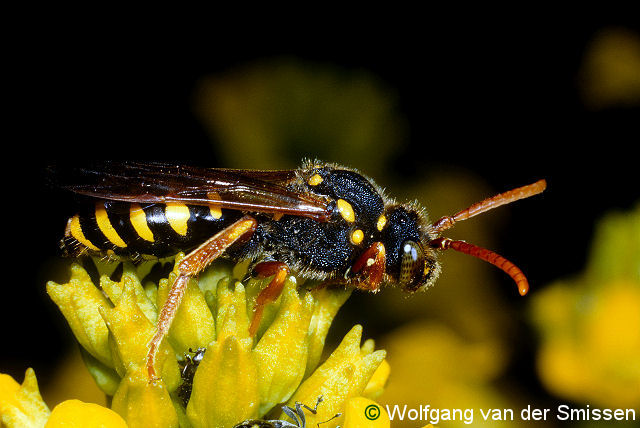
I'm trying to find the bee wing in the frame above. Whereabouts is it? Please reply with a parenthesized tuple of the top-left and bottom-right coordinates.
(50, 161, 331, 221)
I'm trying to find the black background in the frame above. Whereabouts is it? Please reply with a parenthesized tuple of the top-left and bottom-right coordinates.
(4, 16, 638, 397)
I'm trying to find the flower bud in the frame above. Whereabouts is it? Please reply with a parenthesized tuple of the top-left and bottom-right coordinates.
(47, 264, 113, 367)
(0, 368, 50, 427)
(111, 368, 179, 428)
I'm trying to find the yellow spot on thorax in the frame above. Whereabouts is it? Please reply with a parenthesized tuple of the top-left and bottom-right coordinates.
(67, 215, 100, 251)
(129, 204, 154, 242)
(351, 229, 364, 245)
(95, 202, 127, 247)
(165, 203, 190, 236)
(337, 199, 355, 223)
(376, 214, 387, 231)
(308, 173, 323, 186)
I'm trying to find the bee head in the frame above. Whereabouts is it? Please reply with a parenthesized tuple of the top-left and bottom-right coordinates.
(383, 179, 547, 295)
(382, 205, 440, 292)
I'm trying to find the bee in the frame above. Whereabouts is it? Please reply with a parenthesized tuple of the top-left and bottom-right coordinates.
(51, 160, 546, 379)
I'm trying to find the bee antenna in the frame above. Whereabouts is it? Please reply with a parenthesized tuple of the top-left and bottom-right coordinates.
(431, 179, 546, 233)
(429, 237, 529, 296)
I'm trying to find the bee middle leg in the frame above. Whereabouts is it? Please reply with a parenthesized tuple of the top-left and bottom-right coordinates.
(249, 261, 290, 336)
(146, 216, 258, 381)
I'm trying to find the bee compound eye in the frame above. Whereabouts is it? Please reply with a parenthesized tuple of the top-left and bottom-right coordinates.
(399, 240, 425, 291)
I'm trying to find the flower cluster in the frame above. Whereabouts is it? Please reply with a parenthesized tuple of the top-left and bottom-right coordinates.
(0, 255, 392, 427)
(0, 369, 127, 427)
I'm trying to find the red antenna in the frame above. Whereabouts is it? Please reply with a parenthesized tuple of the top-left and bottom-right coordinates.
(430, 179, 546, 296)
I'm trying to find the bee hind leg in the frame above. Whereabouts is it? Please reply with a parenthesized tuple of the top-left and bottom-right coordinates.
(146, 216, 258, 381)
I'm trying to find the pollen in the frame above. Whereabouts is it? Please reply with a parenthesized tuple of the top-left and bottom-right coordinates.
(376, 214, 387, 231)
(337, 199, 356, 223)
(308, 173, 323, 186)
(351, 229, 364, 245)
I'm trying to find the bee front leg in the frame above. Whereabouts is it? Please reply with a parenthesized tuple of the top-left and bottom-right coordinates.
(146, 216, 258, 381)
(350, 242, 386, 292)
(249, 261, 290, 336)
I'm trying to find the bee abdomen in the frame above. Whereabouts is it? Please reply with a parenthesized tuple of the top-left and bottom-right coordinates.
(63, 201, 239, 259)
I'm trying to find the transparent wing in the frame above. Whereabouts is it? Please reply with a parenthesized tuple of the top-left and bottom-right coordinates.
(49, 161, 331, 221)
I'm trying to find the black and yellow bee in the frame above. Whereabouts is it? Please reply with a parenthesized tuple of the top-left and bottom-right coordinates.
(52, 160, 546, 379)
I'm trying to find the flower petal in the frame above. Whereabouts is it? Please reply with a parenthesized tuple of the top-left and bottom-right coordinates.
(157, 271, 216, 356)
(305, 287, 352, 377)
(47, 263, 113, 367)
(253, 277, 315, 415)
(362, 359, 390, 400)
(187, 335, 259, 428)
(45, 399, 127, 428)
(283, 325, 386, 427)
(111, 368, 179, 428)
(0, 369, 50, 428)
(101, 263, 158, 323)
(99, 282, 180, 391)
(214, 280, 251, 341)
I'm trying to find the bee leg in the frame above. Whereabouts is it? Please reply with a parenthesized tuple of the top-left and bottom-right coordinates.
(350, 242, 386, 292)
(248, 261, 290, 336)
(146, 216, 258, 381)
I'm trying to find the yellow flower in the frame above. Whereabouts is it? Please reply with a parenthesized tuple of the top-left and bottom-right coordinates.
(0, 369, 126, 428)
(379, 323, 513, 428)
(343, 397, 391, 428)
(281, 325, 386, 427)
(0, 368, 49, 428)
(530, 203, 640, 408)
(46, 400, 127, 428)
(43, 255, 390, 427)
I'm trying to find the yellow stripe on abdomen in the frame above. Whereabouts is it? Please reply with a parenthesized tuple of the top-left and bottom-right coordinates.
(95, 202, 127, 248)
(130, 204, 154, 242)
(165, 203, 190, 236)
(67, 215, 100, 251)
